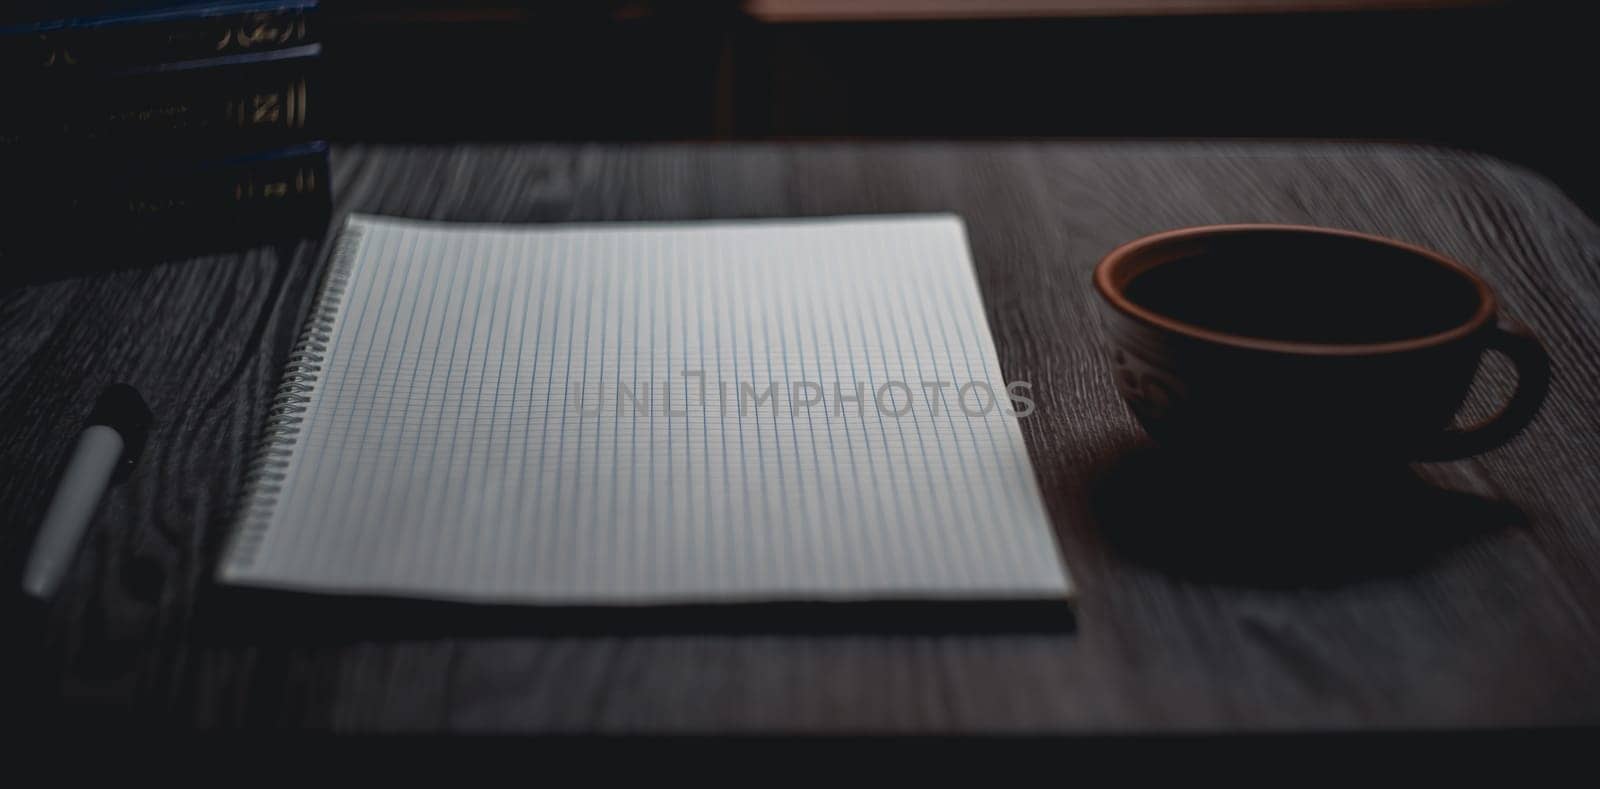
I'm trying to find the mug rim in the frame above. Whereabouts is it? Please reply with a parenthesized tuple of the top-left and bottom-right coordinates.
(1094, 224, 1497, 356)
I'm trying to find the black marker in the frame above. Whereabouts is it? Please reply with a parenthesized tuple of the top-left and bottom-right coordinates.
(22, 384, 152, 599)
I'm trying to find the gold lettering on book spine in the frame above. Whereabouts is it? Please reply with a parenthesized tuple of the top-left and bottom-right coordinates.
(41, 43, 79, 68)
(252, 91, 282, 124)
(236, 167, 320, 202)
(217, 12, 309, 52)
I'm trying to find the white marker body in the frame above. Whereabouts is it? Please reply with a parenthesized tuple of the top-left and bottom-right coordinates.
(22, 425, 124, 599)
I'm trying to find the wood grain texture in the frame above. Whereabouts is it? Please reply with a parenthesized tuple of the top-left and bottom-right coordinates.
(2, 142, 1598, 731)
(743, 0, 1501, 22)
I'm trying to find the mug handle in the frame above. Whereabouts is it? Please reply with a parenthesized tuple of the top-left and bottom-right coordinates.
(1417, 318, 1551, 461)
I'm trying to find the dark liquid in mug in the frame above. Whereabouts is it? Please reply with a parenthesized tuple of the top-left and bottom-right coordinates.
(1123, 236, 1483, 345)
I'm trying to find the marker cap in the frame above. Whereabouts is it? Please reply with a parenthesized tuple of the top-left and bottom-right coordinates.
(87, 383, 153, 479)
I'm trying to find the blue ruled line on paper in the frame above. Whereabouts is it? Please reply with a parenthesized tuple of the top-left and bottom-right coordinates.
(873, 233, 969, 586)
(646, 232, 660, 592)
(934, 229, 1036, 582)
(363, 224, 451, 583)
(580, 234, 613, 594)
(903, 228, 1004, 586)
(444, 230, 499, 582)
(534, 231, 577, 589)
(838, 228, 902, 585)
(494, 231, 536, 589)
(553, 231, 597, 590)
(704, 235, 723, 588)
(399, 230, 457, 579)
(819, 236, 870, 588)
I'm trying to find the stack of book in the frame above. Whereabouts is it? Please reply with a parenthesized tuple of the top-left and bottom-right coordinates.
(2, 1, 329, 247)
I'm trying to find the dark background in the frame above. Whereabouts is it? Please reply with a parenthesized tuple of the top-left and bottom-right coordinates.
(316, 0, 1595, 215)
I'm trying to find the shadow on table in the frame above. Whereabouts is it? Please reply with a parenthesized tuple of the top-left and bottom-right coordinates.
(193, 589, 1077, 645)
(1088, 445, 1523, 589)
(0, 221, 327, 288)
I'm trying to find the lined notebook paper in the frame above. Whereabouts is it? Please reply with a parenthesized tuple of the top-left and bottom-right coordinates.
(222, 214, 1072, 604)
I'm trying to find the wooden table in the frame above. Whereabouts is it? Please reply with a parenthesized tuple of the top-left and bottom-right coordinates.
(4, 142, 1598, 731)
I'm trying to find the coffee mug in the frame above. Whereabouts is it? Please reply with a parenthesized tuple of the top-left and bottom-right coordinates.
(1093, 224, 1550, 466)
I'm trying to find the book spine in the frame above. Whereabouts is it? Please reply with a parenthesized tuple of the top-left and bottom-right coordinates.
(3, 2, 317, 74)
(2, 46, 319, 150)
(123, 146, 328, 223)
(5, 143, 330, 233)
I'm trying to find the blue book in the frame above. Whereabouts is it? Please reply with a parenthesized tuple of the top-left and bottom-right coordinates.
(2, 1, 317, 74)
(3, 43, 320, 149)
(2, 140, 330, 245)
(3, 2, 321, 150)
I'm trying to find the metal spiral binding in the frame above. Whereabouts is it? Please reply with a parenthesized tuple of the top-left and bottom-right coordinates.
(222, 223, 365, 575)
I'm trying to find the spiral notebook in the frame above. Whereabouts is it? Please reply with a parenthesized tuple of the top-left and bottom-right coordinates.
(221, 214, 1072, 605)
